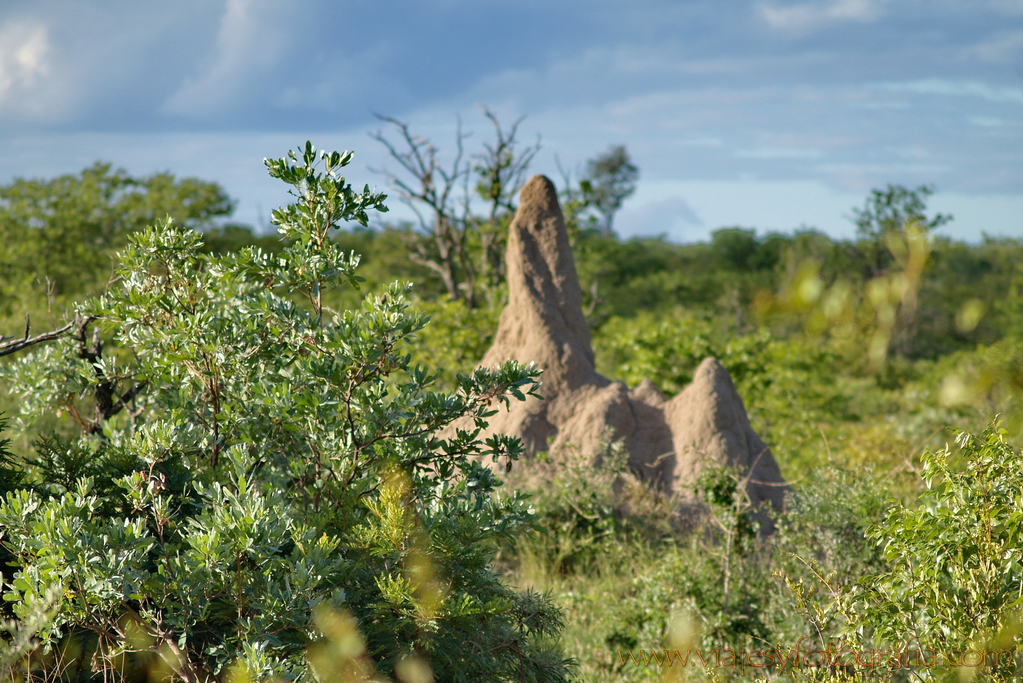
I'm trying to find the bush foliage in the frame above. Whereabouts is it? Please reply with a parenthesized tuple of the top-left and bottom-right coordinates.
(0, 144, 568, 683)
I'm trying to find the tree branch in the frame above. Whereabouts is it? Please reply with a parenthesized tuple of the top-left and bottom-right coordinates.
(0, 315, 86, 358)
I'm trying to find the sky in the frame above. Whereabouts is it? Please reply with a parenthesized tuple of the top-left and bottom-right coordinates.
(0, 0, 1021, 243)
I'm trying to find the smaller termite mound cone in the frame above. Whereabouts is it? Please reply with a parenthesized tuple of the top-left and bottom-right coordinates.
(665, 358, 788, 529)
(478, 174, 788, 517)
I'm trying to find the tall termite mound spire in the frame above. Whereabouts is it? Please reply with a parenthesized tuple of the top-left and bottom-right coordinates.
(481, 175, 598, 391)
(481, 175, 787, 512)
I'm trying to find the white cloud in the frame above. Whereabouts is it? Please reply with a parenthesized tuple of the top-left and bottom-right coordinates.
(853, 100, 910, 109)
(814, 162, 952, 174)
(676, 137, 725, 147)
(986, 0, 1023, 16)
(969, 116, 1022, 127)
(0, 18, 59, 118)
(873, 78, 1023, 104)
(759, 0, 882, 31)
(162, 0, 287, 119)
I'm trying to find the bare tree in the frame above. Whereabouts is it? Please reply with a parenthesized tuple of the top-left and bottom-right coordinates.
(370, 107, 540, 307)
(470, 108, 541, 292)
(369, 115, 475, 304)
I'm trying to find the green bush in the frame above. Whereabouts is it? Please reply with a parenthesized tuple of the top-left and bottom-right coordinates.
(0, 144, 569, 683)
(0, 163, 233, 315)
(848, 421, 1023, 680)
(406, 299, 500, 391)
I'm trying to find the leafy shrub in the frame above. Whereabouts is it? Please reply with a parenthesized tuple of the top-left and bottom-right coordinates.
(406, 299, 500, 391)
(848, 421, 1023, 680)
(0, 144, 569, 683)
(0, 163, 233, 314)
(0, 415, 20, 498)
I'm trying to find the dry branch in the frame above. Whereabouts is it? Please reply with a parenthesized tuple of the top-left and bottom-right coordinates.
(0, 314, 84, 358)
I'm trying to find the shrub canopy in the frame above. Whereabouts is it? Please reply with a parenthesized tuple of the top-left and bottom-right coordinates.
(0, 144, 569, 683)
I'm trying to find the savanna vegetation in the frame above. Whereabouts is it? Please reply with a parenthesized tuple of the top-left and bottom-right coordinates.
(1, 111, 1022, 682)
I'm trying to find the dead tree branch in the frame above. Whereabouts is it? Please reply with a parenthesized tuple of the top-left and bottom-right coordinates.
(370, 109, 541, 307)
(369, 114, 475, 304)
(0, 315, 82, 358)
(470, 106, 541, 290)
